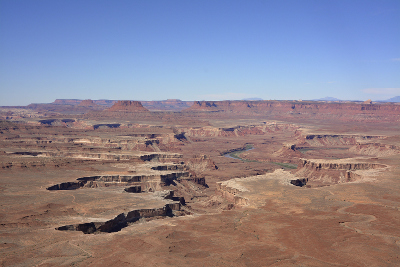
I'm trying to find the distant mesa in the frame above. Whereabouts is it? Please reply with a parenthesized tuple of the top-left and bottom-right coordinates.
(386, 96, 400, 102)
(313, 97, 341, 101)
(141, 99, 194, 111)
(184, 100, 400, 120)
(52, 99, 116, 107)
(188, 100, 253, 112)
(107, 101, 149, 112)
(78, 99, 99, 107)
(242, 97, 263, 101)
(164, 99, 183, 103)
(53, 99, 81, 105)
(363, 99, 372, 104)
(377, 96, 400, 103)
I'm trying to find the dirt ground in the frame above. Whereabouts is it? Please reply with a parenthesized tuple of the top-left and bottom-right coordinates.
(1, 104, 400, 266)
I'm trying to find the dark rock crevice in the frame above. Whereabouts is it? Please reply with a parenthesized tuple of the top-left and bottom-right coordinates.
(46, 172, 197, 191)
(56, 203, 181, 234)
(290, 178, 308, 187)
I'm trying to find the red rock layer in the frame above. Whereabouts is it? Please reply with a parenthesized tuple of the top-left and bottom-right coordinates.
(52, 99, 117, 107)
(141, 99, 194, 111)
(186, 100, 400, 116)
(107, 101, 149, 112)
(78, 99, 98, 107)
(52, 99, 81, 105)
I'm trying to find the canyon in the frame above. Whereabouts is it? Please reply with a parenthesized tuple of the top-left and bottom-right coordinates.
(1, 99, 400, 266)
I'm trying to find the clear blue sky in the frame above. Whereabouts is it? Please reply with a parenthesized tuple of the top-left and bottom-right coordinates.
(1, 0, 399, 106)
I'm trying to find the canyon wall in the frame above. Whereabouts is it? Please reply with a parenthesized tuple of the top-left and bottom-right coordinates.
(141, 99, 194, 111)
(300, 134, 384, 146)
(107, 101, 149, 112)
(295, 158, 387, 186)
(185, 100, 400, 121)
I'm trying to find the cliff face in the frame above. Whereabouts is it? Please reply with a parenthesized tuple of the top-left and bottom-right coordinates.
(141, 99, 194, 111)
(52, 99, 81, 105)
(295, 158, 387, 186)
(180, 123, 297, 138)
(298, 159, 385, 171)
(53, 99, 117, 107)
(349, 143, 400, 157)
(78, 99, 98, 107)
(108, 101, 149, 112)
(187, 100, 254, 112)
(301, 134, 384, 146)
(185, 100, 400, 120)
(52, 99, 193, 110)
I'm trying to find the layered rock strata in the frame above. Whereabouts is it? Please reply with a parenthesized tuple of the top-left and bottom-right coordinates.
(57, 203, 181, 234)
(185, 100, 400, 121)
(296, 158, 387, 186)
(216, 169, 299, 206)
(300, 134, 385, 146)
(187, 100, 400, 114)
(107, 101, 149, 112)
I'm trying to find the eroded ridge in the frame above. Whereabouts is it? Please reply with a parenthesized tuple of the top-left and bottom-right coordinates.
(217, 169, 299, 206)
(295, 158, 388, 186)
(56, 189, 185, 234)
(300, 133, 385, 146)
(8, 150, 182, 161)
(47, 172, 193, 191)
(217, 157, 389, 207)
(46, 159, 208, 233)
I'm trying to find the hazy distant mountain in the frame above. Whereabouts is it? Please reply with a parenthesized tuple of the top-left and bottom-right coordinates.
(313, 97, 341, 101)
(378, 96, 400, 102)
(242, 97, 263, 101)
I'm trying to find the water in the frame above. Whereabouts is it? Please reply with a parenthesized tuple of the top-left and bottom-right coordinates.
(224, 145, 254, 160)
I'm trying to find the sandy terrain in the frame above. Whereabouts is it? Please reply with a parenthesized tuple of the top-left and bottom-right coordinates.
(1, 100, 400, 266)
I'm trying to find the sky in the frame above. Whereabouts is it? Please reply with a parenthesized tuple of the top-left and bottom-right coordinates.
(0, 0, 399, 106)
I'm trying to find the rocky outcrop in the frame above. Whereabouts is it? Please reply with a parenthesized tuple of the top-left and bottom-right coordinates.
(181, 123, 298, 138)
(300, 134, 384, 147)
(52, 99, 82, 105)
(78, 99, 99, 107)
(216, 170, 299, 206)
(91, 99, 117, 106)
(52, 99, 117, 107)
(349, 143, 400, 157)
(141, 99, 194, 111)
(124, 185, 142, 193)
(92, 123, 121, 129)
(298, 159, 385, 170)
(272, 144, 302, 160)
(151, 164, 185, 171)
(183, 177, 207, 187)
(295, 158, 387, 186)
(107, 101, 149, 112)
(187, 100, 400, 113)
(4, 133, 177, 152)
(55, 189, 187, 234)
(185, 155, 218, 172)
(290, 178, 308, 187)
(216, 180, 249, 206)
(47, 172, 191, 191)
(57, 203, 181, 234)
(185, 100, 400, 121)
(52, 99, 194, 110)
(37, 119, 77, 127)
(28, 99, 106, 113)
(13, 150, 182, 161)
(187, 101, 255, 112)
